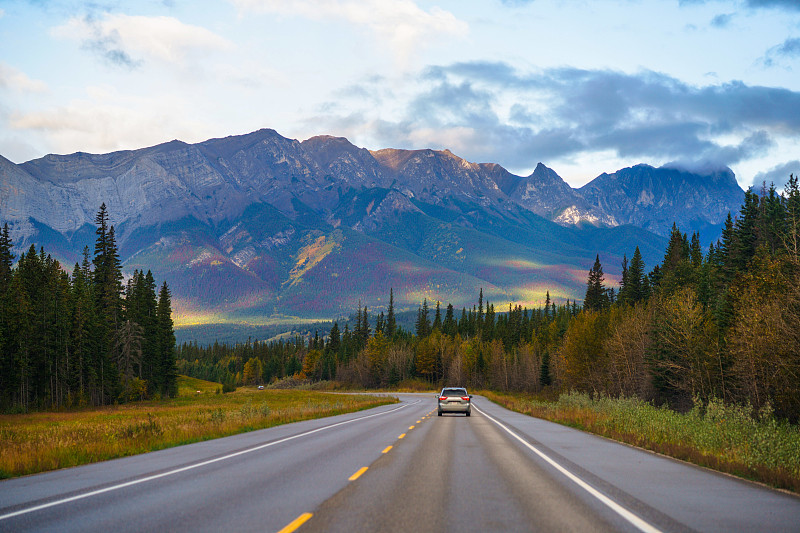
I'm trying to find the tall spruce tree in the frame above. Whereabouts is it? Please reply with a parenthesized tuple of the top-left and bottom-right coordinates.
(583, 255, 609, 311)
(156, 282, 177, 397)
(628, 246, 647, 303)
(386, 288, 396, 338)
(618, 255, 630, 305)
(0, 223, 13, 290)
(327, 322, 341, 354)
(416, 299, 430, 337)
(92, 205, 122, 404)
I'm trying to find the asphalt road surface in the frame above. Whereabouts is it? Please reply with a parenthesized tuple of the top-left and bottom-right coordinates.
(1, 393, 799, 532)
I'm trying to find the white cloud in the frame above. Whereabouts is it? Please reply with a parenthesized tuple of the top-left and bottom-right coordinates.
(0, 63, 48, 94)
(231, 0, 467, 65)
(9, 85, 214, 155)
(52, 13, 234, 67)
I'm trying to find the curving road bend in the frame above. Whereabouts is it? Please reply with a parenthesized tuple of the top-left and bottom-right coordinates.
(1, 394, 799, 532)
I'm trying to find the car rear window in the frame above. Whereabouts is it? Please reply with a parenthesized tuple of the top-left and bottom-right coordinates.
(442, 389, 467, 396)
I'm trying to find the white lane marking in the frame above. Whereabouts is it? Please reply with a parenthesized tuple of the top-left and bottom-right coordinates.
(0, 400, 419, 522)
(473, 404, 663, 533)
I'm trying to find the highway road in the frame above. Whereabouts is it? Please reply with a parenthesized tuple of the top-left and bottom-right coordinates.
(1, 393, 799, 532)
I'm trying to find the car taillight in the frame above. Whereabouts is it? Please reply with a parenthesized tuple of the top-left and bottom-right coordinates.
(439, 396, 447, 401)
(461, 396, 470, 401)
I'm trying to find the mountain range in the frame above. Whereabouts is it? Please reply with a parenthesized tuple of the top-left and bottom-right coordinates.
(0, 128, 744, 325)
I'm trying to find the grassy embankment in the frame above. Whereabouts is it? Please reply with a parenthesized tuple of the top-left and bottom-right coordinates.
(485, 390, 800, 492)
(0, 376, 396, 479)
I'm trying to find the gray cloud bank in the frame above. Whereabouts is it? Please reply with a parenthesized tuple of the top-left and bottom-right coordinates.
(319, 62, 800, 181)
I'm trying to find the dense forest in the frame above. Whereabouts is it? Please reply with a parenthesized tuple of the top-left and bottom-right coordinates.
(178, 176, 800, 421)
(0, 204, 177, 411)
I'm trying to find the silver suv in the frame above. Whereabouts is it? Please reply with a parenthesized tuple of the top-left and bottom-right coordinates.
(437, 387, 472, 416)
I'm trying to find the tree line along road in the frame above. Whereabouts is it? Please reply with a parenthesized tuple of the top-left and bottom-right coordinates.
(1, 394, 799, 532)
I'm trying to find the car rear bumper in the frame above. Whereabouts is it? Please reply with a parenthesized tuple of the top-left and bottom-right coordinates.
(438, 402, 471, 413)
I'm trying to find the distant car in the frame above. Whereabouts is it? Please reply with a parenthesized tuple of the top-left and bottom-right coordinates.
(437, 387, 472, 416)
(257, 385, 264, 390)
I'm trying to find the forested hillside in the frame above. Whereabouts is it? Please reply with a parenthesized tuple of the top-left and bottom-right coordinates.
(0, 205, 177, 411)
(178, 177, 800, 421)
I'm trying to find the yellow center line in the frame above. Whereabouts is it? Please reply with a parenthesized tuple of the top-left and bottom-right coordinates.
(382, 445, 393, 454)
(349, 466, 368, 481)
(277, 512, 313, 533)
(398, 433, 406, 439)
(416, 420, 421, 423)
(409, 425, 415, 430)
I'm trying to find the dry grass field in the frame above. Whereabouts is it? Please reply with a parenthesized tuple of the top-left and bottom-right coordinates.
(485, 390, 800, 492)
(0, 376, 396, 479)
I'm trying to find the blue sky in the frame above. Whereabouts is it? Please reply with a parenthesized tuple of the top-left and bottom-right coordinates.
(1, 0, 799, 188)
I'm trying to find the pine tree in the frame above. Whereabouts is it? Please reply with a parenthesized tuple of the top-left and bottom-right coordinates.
(70, 257, 95, 402)
(544, 291, 551, 319)
(156, 282, 177, 397)
(115, 319, 144, 394)
(327, 322, 341, 354)
(375, 312, 385, 335)
(718, 212, 735, 280)
(659, 223, 694, 293)
(540, 350, 551, 387)
(386, 288, 396, 338)
(432, 301, 442, 331)
(584, 255, 609, 311)
(443, 303, 456, 336)
(628, 246, 647, 303)
(477, 288, 484, 330)
(0, 223, 13, 291)
(760, 183, 787, 254)
(415, 299, 430, 337)
(618, 255, 629, 305)
(0, 224, 14, 406)
(786, 174, 800, 257)
(360, 305, 371, 341)
(731, 189, 760, 271)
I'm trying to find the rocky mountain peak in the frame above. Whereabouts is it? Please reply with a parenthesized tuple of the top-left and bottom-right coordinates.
(0, 126, 748, 319)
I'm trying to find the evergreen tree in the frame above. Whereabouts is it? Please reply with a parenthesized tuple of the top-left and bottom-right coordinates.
(92, 206, 123, 403)
(156, 282, 177, 397)
(0, 223, 13, 290)
(718, 213, 735, 281)
(584, 255, 609, 311)
(760, 183, 787, 254)
(540, 350, 551, 387)
(0, 224, 14, 406)
(327, 322, 341, 354)
(731, 189, 760, 271)
(115, 319, 144, 396)
(375, 312, 385, 335)
(628, 246, 647, 303)
(443, 303, 456, 336)
(618, 255, 629, 305)
(658, 224, 694, 293)
(477, 288, 484, 330)
(415, 299, 430, 337)
(785, 174, 800, 255)
(386, 288, 396, 338)
(432, 301, 442, 331)
(690, 232, 703, 268)
(360, 305, 371, 342)
(544, 291, 551, 319)
(70, 257, 95, 402)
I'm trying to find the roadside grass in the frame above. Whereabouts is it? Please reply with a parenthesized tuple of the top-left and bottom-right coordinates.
(0, 377, 396, 479)
(484, 390, 800, 493)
